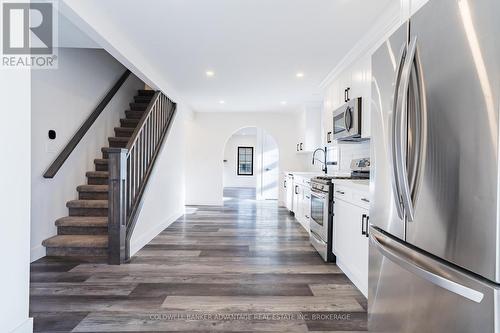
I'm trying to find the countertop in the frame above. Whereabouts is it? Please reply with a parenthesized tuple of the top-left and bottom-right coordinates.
(283, 171, 323, 179)
(332, 179, 369, 191)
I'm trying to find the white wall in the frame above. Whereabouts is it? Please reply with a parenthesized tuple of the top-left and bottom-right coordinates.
(30, 48, 143, 261)
(129, 103, 190, 256)
(223, 134, 257, 188)
(0, 70, 33, 331)
(186, 112, 306, 206)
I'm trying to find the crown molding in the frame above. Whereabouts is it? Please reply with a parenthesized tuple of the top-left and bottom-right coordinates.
(319, 2, 402, 90)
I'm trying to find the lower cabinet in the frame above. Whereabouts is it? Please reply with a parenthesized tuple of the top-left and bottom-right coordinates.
(294, 184, 311, 234)
(333, 196, 369, 296)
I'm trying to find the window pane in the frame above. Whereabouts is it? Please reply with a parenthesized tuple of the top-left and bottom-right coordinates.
(237, 147, 253, 175)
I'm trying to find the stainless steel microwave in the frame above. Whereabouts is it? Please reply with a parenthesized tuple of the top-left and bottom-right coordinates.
(332, 97, 362, 141)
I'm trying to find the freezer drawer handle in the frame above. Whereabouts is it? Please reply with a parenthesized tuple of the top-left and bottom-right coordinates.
(370, 231, 484, 303)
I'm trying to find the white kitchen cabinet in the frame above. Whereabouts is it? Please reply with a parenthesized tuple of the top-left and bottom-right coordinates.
(297, 186, 311, 234)
(293, 182, 301, 216)
(333, 185, 370, 296)
(289, 176, 312, 234)
(280, 173, 288, 207)
(322, 54, 372, 142)
(285, 174, 294, 211)
(323, 86, 335, 145)
(296, 103, 322, 152)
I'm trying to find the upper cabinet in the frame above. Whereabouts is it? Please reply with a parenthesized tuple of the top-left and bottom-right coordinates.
(322, 53, 372, 144)
(296, 102, 322, 153)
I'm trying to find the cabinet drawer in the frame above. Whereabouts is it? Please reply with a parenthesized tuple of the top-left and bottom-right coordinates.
(333, 185, 350, 200)
(351, 190, 370, 210)
(334, 184, 370, 209)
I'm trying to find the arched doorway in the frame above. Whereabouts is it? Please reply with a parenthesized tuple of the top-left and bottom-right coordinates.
(223, 127, 279, 200)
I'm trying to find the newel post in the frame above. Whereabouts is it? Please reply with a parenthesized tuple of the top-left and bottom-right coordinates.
(107, 148, 127, 264)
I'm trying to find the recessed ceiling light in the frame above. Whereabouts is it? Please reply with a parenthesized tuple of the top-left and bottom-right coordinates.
(296, 72, 304, 78)
(280, 101, 287, 105)
(219, 100, 225, 104)
(206, 70, 215, 77)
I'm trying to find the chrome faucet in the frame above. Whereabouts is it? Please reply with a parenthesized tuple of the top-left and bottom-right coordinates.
(312, 147, 328, 174)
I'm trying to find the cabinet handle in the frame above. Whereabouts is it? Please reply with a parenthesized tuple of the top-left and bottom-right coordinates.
(284, 180, 287, 189)
(295, 185, 299, 194)
(296, 143, 299, 151)
(344, 88, 348, 103)
(300, 143, 303, 151)
(361, 198, 370, 203)
(327, 132, 332, 143)
(365, 216, 370, 238)
(305, 196, 310, 199)
(336, 190, 345, 195)
(305, 215, 309, 219)
(361, 214, 367, 235)
(346, 87, 351, 101)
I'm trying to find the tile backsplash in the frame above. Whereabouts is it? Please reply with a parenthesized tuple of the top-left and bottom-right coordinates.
(328, 141, 370, 173)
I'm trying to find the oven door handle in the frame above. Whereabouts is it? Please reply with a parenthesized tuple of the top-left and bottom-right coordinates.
(310, 230, 327, 246)
(311, 189, 327, 197)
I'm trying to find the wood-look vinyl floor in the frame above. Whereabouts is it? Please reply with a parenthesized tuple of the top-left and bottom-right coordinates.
(30, 187, 367, 332)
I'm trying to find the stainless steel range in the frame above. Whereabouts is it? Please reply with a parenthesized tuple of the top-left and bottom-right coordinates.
(309, 158, 370, 262)
(309, 176, 335, 262)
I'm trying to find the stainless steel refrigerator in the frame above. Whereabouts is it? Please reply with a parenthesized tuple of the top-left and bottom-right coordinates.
(369, 0, 500, 331)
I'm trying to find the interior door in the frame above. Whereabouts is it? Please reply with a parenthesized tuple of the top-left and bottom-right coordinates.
(404, 0, 500, 283)
(261, 131, 279, 200)
(369, 23, 408, 240)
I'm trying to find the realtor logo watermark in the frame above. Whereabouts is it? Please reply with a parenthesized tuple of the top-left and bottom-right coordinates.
(1, 1, 58, 68)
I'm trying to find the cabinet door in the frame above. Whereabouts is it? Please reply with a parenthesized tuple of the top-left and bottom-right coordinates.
(286, 177, 294, 211)
(292, 183, 301, 214)
(324, 87, 335, 145)
(303, 188, 311, 233)
(333, 199, 369, 294)
(340, 70, 353, 103)
(280, 175, 287, 207)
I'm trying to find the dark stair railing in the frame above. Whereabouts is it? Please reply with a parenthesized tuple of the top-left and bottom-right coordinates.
(43, 69, 131, 178)
(107, 91, 177, 264)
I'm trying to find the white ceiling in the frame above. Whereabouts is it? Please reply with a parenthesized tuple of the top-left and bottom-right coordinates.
(64, 0, 393, 112)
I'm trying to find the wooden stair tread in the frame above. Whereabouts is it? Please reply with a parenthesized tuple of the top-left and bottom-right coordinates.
(108, 137, 130, 143)
(77, 185, 108, 193)
(129, 103, 149, 110)
(94, 159, 108, 165)
(138, 89, 155, 96)
(119, 118, 140, 127)
(114, 127, 135, 133)
(42, 235, 108, 248)
(55, 216, 107, 227)
(66, 199, 108, 209)
(86, 171, 109, 178)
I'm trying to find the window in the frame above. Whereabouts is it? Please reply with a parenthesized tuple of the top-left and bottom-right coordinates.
(237, 147, 254, 176)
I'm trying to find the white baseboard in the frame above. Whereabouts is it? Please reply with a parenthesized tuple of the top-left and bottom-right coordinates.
(129, 209, 184, 256)
(10, 318, 33, 333)
(30, 244, 46, 263)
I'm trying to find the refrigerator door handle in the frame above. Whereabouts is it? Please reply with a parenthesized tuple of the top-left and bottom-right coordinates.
(395, 36, 418, 221)
(390, 44, 407, 219)
(370, 228, 484, 303)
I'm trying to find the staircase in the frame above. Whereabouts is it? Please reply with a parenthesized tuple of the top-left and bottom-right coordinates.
(42, 89, 159, 260)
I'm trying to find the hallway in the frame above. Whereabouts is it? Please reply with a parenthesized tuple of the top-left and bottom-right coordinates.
(30, 188, 367, 332)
